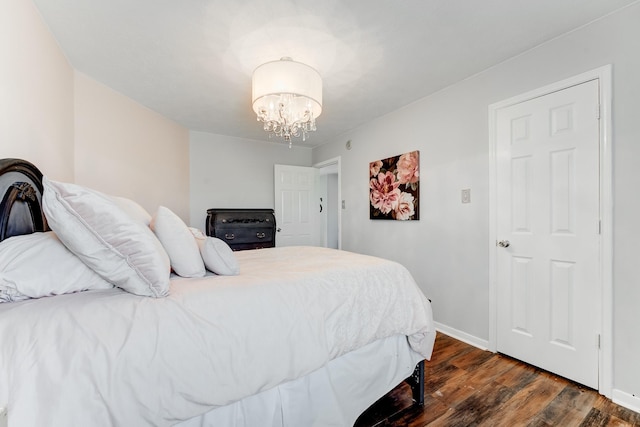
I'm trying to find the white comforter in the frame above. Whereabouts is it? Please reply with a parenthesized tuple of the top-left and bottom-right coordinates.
(0, 246, 435, 427)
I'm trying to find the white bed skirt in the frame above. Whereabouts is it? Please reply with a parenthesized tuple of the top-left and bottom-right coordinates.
(176, 334, 423, 427)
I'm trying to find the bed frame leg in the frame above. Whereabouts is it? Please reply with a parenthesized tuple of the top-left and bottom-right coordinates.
(409, 359, 425, 406)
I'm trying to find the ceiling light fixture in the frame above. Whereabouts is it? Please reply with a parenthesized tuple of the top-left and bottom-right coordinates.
(252, 57, 322, 147)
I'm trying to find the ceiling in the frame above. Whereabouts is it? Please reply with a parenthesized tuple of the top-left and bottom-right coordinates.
(33, 0, 638, 147)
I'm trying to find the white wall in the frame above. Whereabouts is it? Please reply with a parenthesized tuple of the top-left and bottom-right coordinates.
(74, 72, 190, 220)
(189, 131, 313, 230)
(0, 0, 74, 181)
(313, 2, 640, 400)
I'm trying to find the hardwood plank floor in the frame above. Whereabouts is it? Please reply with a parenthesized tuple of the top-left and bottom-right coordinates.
(356, 332, 640, 426)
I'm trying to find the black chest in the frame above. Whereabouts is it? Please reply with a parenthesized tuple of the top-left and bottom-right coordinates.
(205, 208, 276, 251)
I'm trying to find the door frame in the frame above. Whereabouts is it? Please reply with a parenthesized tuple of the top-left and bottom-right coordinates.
(488, 65, 612, 396)
(313, 156, 342, 250)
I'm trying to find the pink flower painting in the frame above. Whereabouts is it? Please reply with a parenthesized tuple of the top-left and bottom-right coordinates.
(369, 150, 419, 220)
(370, 171, 401, 214)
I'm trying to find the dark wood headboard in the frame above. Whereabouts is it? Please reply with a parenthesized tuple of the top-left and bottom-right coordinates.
(0, 158, 48, 242)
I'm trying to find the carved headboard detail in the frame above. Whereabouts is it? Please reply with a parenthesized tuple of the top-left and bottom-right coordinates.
(0, 158, 48, 242)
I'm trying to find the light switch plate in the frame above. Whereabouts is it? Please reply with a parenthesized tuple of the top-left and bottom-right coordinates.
(461, 189, 471, 203)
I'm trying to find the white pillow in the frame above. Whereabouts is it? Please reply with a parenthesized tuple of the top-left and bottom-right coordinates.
(150, 207, 205, 278)
(0, 232, 113, 302)
(111, 196, 153, 225)
(42, 177, 171, 298)
(190, 228, 239, 276)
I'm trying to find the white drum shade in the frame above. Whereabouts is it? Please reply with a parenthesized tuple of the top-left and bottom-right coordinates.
(252, 58, 322, 119)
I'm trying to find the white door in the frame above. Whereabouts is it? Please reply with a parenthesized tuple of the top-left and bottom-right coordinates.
(495, 80, 600, 388)
(274, 164, 320, 247)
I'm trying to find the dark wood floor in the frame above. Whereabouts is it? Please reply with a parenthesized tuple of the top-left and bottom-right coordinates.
(356, 332, 640, 426)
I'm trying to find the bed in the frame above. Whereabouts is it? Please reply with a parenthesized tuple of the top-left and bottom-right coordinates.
(0, 158, 436, 427)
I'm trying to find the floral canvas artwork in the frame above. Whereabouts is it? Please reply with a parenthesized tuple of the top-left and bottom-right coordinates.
(369, 150, 420, 220)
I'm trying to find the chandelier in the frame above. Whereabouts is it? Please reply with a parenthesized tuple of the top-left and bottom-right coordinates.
(252, 57, 322, 147)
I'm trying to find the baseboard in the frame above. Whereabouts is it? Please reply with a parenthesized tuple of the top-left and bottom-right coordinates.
(434, 322, 489, 351)
(612, 389, 640, 414)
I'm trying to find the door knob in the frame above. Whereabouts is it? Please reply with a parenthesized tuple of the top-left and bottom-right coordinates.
(497, 240, 510, 248)
(277, 228, 281, 232)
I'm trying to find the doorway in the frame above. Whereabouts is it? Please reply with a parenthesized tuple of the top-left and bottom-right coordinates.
(273, 157, 341, 249)
(315, 157, 341, 250)
(488, 66, 612, 395)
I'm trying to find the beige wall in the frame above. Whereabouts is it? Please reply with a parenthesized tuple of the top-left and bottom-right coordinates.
(74, 73, 190, 220)
(0, 0, 74, 181)
(0, 0, 190, 220)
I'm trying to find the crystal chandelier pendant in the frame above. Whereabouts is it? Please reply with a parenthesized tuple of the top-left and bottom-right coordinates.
(252, 58, 322, 147)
